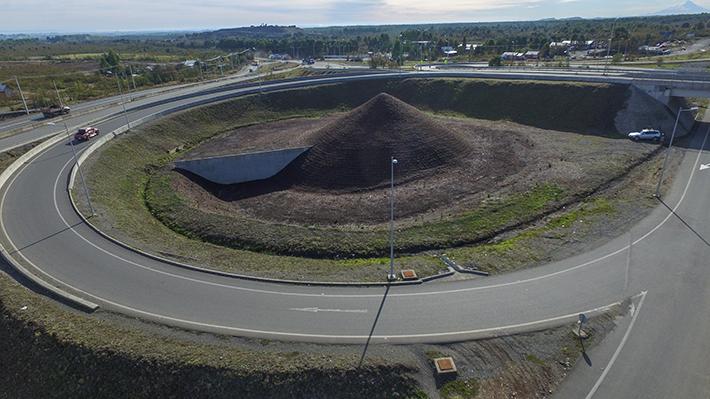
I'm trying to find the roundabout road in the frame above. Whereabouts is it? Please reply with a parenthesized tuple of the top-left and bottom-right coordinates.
(1, 71, 709, 397)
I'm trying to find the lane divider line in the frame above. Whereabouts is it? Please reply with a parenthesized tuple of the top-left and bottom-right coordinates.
(584, 290, 648, 399)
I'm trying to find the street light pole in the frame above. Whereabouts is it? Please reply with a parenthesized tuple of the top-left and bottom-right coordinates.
(53, 81, 64, 108)
(388, 157, 398, 281)
(604, 18, 619, 75)
(13, 76, 30, 115)
(49, 121, 95, 216)
(115, 72, 131, 129)
(655, 106, 698, 198)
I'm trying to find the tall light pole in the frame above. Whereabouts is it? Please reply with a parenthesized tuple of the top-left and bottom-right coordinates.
(114, 72, 131, 129)
(604, 18, 619, 75)
(388, 157, 398, 281)
(13, 76, 29, 115)
(48, 121, 95, 216)
(53, 81, 64, 108)
(655, 106, 698, 198)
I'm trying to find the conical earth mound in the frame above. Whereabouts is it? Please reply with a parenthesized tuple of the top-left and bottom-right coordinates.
(278, 93, 473, 190)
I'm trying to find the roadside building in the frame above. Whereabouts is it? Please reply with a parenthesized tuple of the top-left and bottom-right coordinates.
(501, 52, 525, 61)
(0, 83, 12, 97)
(268, 53, 291, 60)
(458, 43, 480, 52)
(524, 51, 540, 60)
(440, 46, 458, 56)
(587, 48, 609, 57)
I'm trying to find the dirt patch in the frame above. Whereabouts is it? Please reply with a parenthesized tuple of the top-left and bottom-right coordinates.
(169, 93, 652, 230)
(150, 93, 657, 258)
(175, 94, 528, 225)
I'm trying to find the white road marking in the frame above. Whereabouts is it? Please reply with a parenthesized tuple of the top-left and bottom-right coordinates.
(289, 307, 368, 313)
(584, 290, 648, 399)
(700, 163, 709, 171)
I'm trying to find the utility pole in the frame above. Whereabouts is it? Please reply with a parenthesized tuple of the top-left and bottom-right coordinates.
(129, 65, 137, 91)
(388, 157, 398, 281)
(604, 18, 618, 75)
(14, 76, 29, 115)
(655, 106, 698, 198)
(53, 81, 64, 107)
(115, 73, 131, 129)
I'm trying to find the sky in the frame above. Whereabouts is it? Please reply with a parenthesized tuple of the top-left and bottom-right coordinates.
(1, 0, 707, 33)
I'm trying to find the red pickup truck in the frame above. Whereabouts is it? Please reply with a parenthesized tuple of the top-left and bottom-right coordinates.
(74, 126, 99, 141)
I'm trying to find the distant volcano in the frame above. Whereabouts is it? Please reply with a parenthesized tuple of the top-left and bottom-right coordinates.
(652, 0, 709, 15)
(276, 93, 473, 190)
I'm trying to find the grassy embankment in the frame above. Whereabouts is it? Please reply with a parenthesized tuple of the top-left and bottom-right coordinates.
(75, 77, 659, 281)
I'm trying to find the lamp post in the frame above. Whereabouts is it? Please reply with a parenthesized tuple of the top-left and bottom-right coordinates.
(388, 157, 398, 281)
(655, 106, 698, 198)
(13, 76, 29, 116)
(604, 18, 619, 75)
(114, 72, 131, 129)
(47, 121, 95, 216)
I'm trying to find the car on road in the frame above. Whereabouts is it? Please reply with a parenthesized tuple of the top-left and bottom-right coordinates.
(628, 129, 663, 142)
(42, 105, 71, 118)
(74, 126, 100, 141)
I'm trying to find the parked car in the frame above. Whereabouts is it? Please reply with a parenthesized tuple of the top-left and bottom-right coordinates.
(628, 129, 663, 142)
(74, 126, 100, 141)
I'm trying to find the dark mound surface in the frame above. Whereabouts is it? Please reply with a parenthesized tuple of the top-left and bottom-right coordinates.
(172, 92, 538, 225)
(277, 93, 473, 191)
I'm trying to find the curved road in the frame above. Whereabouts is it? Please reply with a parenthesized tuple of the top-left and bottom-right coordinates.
(1, 70, 709, 397)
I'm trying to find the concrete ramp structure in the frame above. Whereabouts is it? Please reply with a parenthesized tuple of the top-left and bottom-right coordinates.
(174, 147, 311, 185)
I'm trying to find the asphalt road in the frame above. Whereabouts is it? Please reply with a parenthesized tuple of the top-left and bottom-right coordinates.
(0, 70, 709, 398)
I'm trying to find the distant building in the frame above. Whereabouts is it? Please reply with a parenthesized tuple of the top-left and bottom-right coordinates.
(587, 48, 609, 57)
(501, 52, 526, 61)
(639, 45, 670, 56)
(458, 43, 481, 52)
(0, 83, 13, 97)
(524, 51, 540, 60)
(268, 53, 291, 60)
(440, 46, 458, 56)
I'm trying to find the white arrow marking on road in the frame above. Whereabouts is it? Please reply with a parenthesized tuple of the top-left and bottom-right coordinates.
(700, 163, 710, 171)
(289, 307, 368, 313)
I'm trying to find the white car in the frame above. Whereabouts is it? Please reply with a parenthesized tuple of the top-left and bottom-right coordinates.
(628, 129, 664, 142)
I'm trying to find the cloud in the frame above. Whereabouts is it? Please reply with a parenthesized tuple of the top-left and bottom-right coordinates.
(1, 0, 700, 33)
